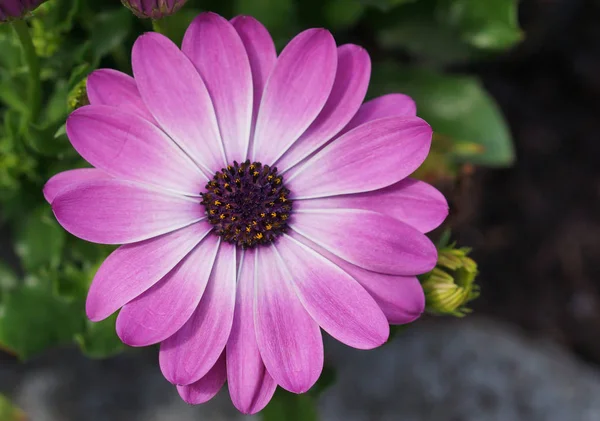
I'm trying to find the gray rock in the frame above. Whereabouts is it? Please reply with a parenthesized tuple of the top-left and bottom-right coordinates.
(1, 318, 599, 421)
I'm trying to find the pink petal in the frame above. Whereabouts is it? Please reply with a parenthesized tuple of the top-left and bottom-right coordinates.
(275, 235, 389, 349)
(183, 13, 253, 163)
(291, 209, 437, 275)
(227, 249, 277, 414)
(230, 15, 277, 147)
(337, 93, 417, 137)
(132, 32, 225, 174)
(254, 246, 323, 393)
(177, 353, 227, 405)
(160, 242, 236, 385)
(288, 117, 432, 199)
(276, 44, 371, 172)
(296, 178, 448, 233)
(52, 179, 203, 245)
(251, 29, 337, 164)
(116, 235, 220, 347)
(86, 69, 157, 124)
(86, 222, 212, 322)
(293, 233, 425, 324)
(43, 168, 112, 204)
(67, 105, 205, 195)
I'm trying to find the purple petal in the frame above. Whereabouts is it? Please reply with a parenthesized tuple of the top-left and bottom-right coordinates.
(67, 105, 205, 194)
(160, 242, 236, 385)
(276, 44, 371, 172)
(132, 32, 225, 174)
(227, 249, 277, 414)
(275, 235, 389, 349)
(116, 235, 220, 347)
(293, 233, 425, 324)
(254, 246, 323, 393)
(86, 222, 212, 322)
(52, 179, 203, 244)
(177, 353, 227, 405)
(230, 15, 277, 147)
(183, 13, 253, 163)
(43, 168, 112, 204)
(86, 69, 157, 124)
(251, 29, 337, 164)
(291, 209, 437, 275)
(296, 178, 448, 233)
(287, 117, 432, 199)
(337, 93, 417, 137)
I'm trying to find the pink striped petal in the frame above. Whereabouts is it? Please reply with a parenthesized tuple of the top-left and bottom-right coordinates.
(251, 29, 337, 163)
(288, 117, 432, 199)
(177, 353, 227, 405)
(86, 69, 157, 123)
(227, 249, 277, 414)
(160, 242, 236, 385)
(86, 221, 212, 322)
(132, 32, 225, 174)
(230, 15, 277, 147)
(292, 233, 425, 324)
(43, 168, 112, 204)
(276, 235, 389, 349)
(183, 13, 253, 163)
(337, 93, 417, 137)
(67, 105, 205, 194)
(276, 44, 371, 172)
(116, 235, 219, 347)
(254, 246, 323, 393)
(296, 178, 448, 233)
(52, 179, 203, 245)
(291, 209, 437, 275)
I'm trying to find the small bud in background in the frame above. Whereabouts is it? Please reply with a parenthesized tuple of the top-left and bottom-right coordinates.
(0, 0, 47, 22)
(121, 0, 187, 19)
(67, 78, 89, 112)
(422, 245, 480, 317)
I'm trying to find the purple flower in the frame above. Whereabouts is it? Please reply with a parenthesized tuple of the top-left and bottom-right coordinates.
(44, 12, 448, 414)
(0, 0, 46, 22)
(121, 0, 187, 19)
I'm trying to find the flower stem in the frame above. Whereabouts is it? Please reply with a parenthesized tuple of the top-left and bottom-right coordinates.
(11, 19, 41, 123)
(152, 19, 164, 34)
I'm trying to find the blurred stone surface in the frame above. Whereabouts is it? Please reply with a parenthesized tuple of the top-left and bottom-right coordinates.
(1, 317, 599, 421)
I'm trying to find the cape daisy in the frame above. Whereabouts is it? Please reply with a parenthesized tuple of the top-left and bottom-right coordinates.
(44, 12, 448, 414)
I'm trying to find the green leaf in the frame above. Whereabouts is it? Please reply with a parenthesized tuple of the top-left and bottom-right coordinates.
(88, 8, 134, 61)
(14, 207, 66, 272)
(0, 262, 18, 292)
(262, 389, 318, 421)
(235, 0, 297, 46)
(0, 285, 84, 359)
(437, 0, 522, 50)
(153, 8, 201, 46)
(75, 313, 126, 359)
(0, 394, 26, 421)
(324, 0, 365, 29)
(360, 0, 418, 11)
(370, 64, 515, 167)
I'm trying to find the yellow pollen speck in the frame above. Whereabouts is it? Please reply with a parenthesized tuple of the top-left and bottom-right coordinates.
(281, 214, 288, 220)
(224, 183, 230, 188)
(255, 233, 263, 240)
(227, 165, 233, 170)
(231, 216, 237, 221)
(267, 175, 273, 181)
(280, 195, 287, 202)
(269, 202, 275, 206)
(249, 164, 255, 170)
(209, 210, 216, 215)
(214, 200, 222, 206)
(253, 171, 259, 176)
(235, 178, 241, 183)
(225, 204, 231, 209)
(246, 226, 251, 233)
(266, 224, 272, 230)
(235, 228, 241, 234)
(252, 221, 257, 226)
(271, 212, 277, 217)
(275, 178, 281, 184)
(260, 212, 266, 218)
(219, 214, 226, 220)
(271, 188, 277, 193)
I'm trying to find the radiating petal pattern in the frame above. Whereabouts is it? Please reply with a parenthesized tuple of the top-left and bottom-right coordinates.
(177, 353, 227, 404)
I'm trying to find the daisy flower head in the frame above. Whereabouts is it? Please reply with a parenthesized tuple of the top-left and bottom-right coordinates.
(44, 12, 448, 414)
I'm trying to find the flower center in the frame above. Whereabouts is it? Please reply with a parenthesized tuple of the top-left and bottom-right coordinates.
(201, 160, 293, 248)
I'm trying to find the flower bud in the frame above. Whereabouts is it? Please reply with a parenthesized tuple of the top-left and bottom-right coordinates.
(121, 0, 187, 19)
(422, 245, 480, 317)
(0, 0, 47, 22)
(67, 78, 89, 112)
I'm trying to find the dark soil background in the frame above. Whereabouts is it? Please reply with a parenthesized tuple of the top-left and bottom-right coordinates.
(452, 0, 600, 363)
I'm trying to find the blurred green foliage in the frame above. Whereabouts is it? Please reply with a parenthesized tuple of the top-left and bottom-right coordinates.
(0, 0, 520, 361)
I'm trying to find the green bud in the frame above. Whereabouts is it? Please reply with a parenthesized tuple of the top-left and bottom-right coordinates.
(67, 78, 89, 112)
(422, 245, 480, 317)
